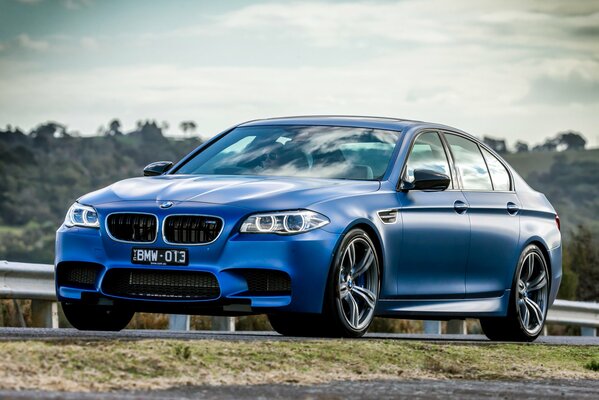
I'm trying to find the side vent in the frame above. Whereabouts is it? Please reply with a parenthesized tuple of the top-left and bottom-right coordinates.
(377, 209, 398, 224)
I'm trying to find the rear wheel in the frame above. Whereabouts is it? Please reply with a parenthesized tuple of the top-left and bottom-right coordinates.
(62, 303, 134, 331)
(268, 228, 380, 337)
(480, 244, 549, 342)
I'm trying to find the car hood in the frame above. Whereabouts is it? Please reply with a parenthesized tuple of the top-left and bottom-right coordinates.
(79, 175, 381, 210)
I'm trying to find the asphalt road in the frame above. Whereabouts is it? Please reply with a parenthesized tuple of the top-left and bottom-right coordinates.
(0, 327, 598, 345)
(1, 380, 599, 400)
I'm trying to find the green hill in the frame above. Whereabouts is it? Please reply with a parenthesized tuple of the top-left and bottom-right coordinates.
(0, 124, 597, 267)
(504, 149, 599, 237)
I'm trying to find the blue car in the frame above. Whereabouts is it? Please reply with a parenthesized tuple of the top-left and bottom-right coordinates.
(55, 116, 561, 341)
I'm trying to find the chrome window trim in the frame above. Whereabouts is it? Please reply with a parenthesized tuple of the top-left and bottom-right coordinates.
(162, 214, 225, 246)
(105, 212, 159, 244)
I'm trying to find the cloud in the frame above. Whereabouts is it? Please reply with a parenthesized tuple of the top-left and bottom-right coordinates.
(523, 72, 599, 105)
(63, 0, 93, 10)
(17, 34, 49, 51)
(79, 36, 98, 49)
(1, 0, 599, 146)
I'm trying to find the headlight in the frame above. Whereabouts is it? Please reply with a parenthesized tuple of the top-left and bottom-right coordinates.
(240, 210, 329, 234)
(64, 202, 100, 228)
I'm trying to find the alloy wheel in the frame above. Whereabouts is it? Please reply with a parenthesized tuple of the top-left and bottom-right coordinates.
(516, 252, 548, 336)
(336, 237, 379, 331)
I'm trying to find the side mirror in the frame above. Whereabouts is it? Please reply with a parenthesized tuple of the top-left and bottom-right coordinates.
(401, 169, 451, 192)
(143, 161, 173, 176)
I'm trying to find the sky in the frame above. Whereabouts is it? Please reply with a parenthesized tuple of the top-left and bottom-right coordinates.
(0, 0, 598, 147)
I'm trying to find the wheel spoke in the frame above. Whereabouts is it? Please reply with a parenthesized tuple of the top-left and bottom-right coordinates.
(352, 285, 376, 309)
(524, 297, 544, 325)
(519, 299, 530, 328)
(345, 242, 356, 269)
(518, 279, 526, 294)
(347, 293, 360, 327)
(524, 254, 534, 282)
(352, 247, 374, 278)
(339, 282, 349, 298)
(528, 270, 547, 292)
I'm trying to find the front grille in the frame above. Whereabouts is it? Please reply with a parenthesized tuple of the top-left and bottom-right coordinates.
(107, 213, 157, 243)
(101, 269, 220, 300)
(239, 270, 292, 295)
(163, 215, 223, 244)
(56, 262, 102, 289)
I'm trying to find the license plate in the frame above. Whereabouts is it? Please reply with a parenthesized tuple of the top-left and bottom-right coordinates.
(131, 248, 188, 266)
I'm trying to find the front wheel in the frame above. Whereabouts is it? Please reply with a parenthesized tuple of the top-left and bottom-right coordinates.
(62, 303, 134, 331)
(328, 229, 380, 337)
(480, 244, 549, 342)
(268, 228, 380, 338)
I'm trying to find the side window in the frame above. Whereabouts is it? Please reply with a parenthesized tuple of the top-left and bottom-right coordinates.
(405, 131, 451, 186)
(445, 134, 493, 191)
(482, 148, 511, 191)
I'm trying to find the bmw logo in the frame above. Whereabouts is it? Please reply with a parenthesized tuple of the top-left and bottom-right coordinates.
(160, 201, 174, 209)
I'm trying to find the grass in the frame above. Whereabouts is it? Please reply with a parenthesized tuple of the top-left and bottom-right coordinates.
(585, 359, 599, 372)
(0, 339, 597, 392)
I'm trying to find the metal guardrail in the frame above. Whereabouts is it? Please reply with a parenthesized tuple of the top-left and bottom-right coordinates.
(0, 260, 597, 335)
(547, 300, 599, 328)
(0, 261, 56, 301)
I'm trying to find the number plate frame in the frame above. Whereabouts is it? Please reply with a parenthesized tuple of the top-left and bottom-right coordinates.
(131, 248, 189, 266)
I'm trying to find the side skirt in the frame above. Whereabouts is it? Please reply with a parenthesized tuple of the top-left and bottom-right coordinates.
(375, 290, 510, 319)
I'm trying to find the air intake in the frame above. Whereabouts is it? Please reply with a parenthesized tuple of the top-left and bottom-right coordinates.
(106, 213, 157, 243)
(102, 269, 220, 300)
(377, 209, 398, 224)
(163, 215, 223, 244)
(56, 262, 103, 289)
(238, 270, 292, 295)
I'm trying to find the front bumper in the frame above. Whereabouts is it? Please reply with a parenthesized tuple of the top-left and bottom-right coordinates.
(55, 201, 341, 314)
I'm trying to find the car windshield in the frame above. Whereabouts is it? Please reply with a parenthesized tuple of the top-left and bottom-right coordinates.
(174, 125, 401, 180)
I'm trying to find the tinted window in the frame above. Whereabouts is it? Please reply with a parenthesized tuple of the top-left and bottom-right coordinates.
(175, 125, 400, 180)
(482, 148, 511, 191)
(445, 134, 493, 191)
(405, 131, 451, 186)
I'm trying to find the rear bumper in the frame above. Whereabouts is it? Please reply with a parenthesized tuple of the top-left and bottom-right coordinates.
(548, 245, 562, 305)
(55, 224, 341, 314)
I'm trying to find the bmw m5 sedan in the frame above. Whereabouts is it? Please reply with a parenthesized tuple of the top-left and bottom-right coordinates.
(55, 116, 561, 341)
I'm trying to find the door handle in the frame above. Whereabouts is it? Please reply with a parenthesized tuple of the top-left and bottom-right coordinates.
(454, 200, 469, 214)
(507, 202, 520, 215)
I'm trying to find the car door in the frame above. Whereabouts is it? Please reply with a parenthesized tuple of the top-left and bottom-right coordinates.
(396, 131, 470, 298)
(443, 133, 520, 297)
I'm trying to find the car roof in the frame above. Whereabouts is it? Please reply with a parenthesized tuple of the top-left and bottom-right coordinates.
(237, 115, 470, 137)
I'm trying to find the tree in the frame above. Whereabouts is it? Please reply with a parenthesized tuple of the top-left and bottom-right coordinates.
(557, 130, 586, 151)
(31, 122, 65, 139)
(483, 136, 508, 154)
(532, 138, 558, 152)
(106, 119, 122, 136)
(514, 141, 529, 153)
(179, 121, 197, 137)
(565, 225, 599, 301)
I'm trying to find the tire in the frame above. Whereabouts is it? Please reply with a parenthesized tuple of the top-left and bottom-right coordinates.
(480, 244, 549, 342)
(62, 303, 134, 331)
(269, 228, 380, 338)
(267, 313, 331, 337)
